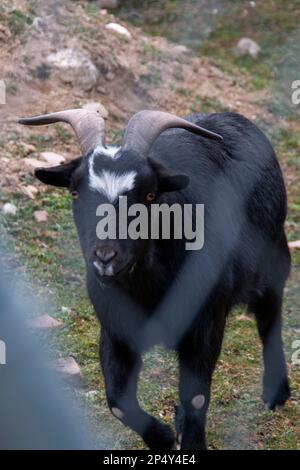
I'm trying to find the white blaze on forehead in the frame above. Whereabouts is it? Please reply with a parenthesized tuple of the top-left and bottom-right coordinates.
(88, 153, 136, 202)
(93, 145, 121, 159)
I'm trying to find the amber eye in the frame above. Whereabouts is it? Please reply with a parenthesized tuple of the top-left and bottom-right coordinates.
(71, 190, 79, 200)
(145, 192, 156, 203)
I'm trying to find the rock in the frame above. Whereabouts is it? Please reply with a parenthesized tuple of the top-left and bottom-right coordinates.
(52, 357, 83, 385)
(61, 306, 71, 314)
(172, 44, 189, 55)
(31, 16, 51, 33)
(105, 72, 115, 81)
(100, 0, 118, 9)
(21, 185, 39, 199)
(289, 240, 300, 250)
(23, 158, 49, 173)
(237, 314, 252, 322)
(2, 203, 17, 216)
(85, 390, 98, 400)
(40, 151, 66, 165)
(28, 314, 63, 330)
(47, 48, 99, 91)
(105, 23, 132, 40)
(34, 210, 48, 223)
(83, 101, 108, 119)
(236, 38, 261, 59)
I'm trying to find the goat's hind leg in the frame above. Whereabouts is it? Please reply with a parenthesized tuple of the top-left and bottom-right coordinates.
(250, 287, 290, 410)
(100, 329, 175, 449)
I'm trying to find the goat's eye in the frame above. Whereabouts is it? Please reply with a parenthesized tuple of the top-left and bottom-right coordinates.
(71, 190, 79, 200)
(145, 192, 156, 203)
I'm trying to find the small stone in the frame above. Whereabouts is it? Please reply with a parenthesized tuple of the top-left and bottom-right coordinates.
(85, 390, 98, 399)
(172, 44, 189, 55)
(292, 327, 300, 334)
(23, 158, 49, 173)
(236, 37, 261, 59)
(34, 210, 48, 223)
(61, 306, 71, 314)
(2, 203, 17, 216)
(22, 185, 39, 199)
(28, 314, 63, 330)
(237, 314, 252, 321)
(105, 72, 115, 81)
(31, 16, 51, 33)
(47, 48, 99, 91)
(52, 357, 83, 384)
(83, 102, 109, 119)
(40, 151, 66, 165)
(100, 0, 118, 9)
(105, 23, 132, 39)
(289, 240, 300, 250)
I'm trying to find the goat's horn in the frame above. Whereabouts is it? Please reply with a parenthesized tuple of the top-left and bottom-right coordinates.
(18, 108, 105, 156)
(122, 110, 223, 156)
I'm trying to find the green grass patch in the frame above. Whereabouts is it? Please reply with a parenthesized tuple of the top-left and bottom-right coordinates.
(8, 9, 33, 36)
(190, 95, 229, 114)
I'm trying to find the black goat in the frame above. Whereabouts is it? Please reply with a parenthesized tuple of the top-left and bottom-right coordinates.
(19, 109, 291, 450)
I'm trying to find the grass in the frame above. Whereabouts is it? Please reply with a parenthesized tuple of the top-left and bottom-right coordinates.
(118, 0, 300, 119)
(198, 0, 300, 131)
(8, 9, 33, 36)
(190, 96, 229, 114)
(54, 125, 73, 145)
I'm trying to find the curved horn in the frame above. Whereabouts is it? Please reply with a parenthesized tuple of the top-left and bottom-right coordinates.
(18, 108, 105, 156)
(122, 110, 223, 156)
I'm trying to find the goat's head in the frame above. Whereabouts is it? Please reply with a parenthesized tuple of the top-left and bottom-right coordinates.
(19, 108, 222, 284)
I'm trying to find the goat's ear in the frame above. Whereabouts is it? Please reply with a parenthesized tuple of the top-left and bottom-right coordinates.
(34, 157, 82, 188)
(148, 158, 189, 192)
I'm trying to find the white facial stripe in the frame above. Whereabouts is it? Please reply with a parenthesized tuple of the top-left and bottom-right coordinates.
(88, 154, 136, 202)
(93, 145, 121, 159)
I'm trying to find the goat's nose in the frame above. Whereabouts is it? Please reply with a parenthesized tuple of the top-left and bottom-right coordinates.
(95, 249, 117, 265)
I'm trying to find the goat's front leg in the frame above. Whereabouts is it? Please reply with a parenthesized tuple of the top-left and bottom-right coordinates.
(177, 319, 225, 450)
(100, 328, 175, 450)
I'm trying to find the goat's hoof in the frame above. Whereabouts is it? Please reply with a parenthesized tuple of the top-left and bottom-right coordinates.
(144, 419, 175, 450)
(263, 378, 291, 411)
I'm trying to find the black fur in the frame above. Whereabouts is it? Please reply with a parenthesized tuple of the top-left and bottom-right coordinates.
(35, 112, 291, 449)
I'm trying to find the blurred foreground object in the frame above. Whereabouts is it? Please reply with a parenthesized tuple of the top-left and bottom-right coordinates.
(0, 272, 93, 450)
